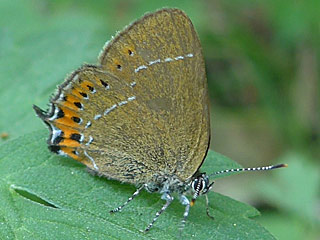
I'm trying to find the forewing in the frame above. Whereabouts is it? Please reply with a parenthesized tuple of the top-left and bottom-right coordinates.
(98, 9, 210, 182)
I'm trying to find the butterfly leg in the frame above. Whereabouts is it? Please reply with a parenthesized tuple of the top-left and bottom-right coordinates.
(178, 195, 190, 232)
(144, 193, 173, 232)
(110, 184, 146, 213)
(205, 194, 214, 219)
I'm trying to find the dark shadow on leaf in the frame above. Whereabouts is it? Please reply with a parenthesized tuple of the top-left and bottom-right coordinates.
(11, 185, 59, 209)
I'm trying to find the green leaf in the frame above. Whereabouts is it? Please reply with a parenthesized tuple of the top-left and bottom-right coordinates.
(0, 131, 275, 239)
(257, 152, 320, 224)
(0, 0, 107, 142)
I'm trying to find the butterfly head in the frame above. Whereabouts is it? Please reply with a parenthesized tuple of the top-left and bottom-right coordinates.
(189, 163, 288, 207)
(190, 173, 214, 206)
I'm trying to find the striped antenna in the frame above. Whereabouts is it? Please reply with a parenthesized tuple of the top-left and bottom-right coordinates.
(209, 163, 288, 178)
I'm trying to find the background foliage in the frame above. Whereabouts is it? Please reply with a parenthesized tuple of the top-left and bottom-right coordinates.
(0, 0, 319, 239)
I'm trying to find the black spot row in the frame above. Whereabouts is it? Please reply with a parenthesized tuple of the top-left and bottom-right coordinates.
(74, 102, 83, 109)
(70, 133, 82, 143)
(57, 109, 64, 119)
(87, 85, 95, 92)
(53, 135, 64, 145)
(72, 150, 78, 155)
(51, 132, 82, 146)
(79, 92, 88, 98)
(49, 145, 60, 154)
(100, 79, 109, 88)
(71, 116, 81, 123)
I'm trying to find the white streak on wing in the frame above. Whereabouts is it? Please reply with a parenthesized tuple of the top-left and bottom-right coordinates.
(133, 52, 194, 78)
(50, 124, 62, 143)
(130, 81, 136, 87)
(48, 107, 60, 121)
(94, 114, 102, 120)
(118, 100, 128, 106)
(57, 150, 68, 157)
(148, 59, 161, 65)
(84, 150, 99, 170)
(127, 96, 136, 101)
(79, 134, 84, 143)
(104, 104, 117, 115)
(174, 56, 184, 60)
(134, 65, 147, 73)
(85, 121, 91, 128)
(163, 53, 193, 64)
(76, 118, 83, 124)
(85, 136, 94, 146)
(59, 93, 65, 101)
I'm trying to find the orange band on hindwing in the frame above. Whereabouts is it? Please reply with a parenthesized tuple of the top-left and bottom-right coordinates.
(52, 106, 81, 129)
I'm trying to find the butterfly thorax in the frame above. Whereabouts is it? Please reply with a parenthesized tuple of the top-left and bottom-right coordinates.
(145, 173, 192, 195)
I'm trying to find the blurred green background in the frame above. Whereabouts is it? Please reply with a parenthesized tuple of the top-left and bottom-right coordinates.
(0, 0, 319, 239)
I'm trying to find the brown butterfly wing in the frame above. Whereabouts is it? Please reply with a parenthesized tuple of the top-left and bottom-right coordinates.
(34, 8, 210, 184)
